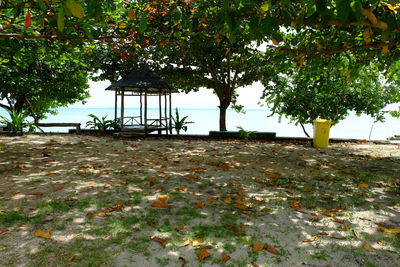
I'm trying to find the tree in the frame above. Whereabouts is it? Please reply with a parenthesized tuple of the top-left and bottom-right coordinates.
(2, 1, 400, 132)
(0, 38, 90, 122)
(261, 54, 400, 137)
(88, 0, 265, 131)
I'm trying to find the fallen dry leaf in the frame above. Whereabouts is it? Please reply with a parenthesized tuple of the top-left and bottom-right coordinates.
(329, 206, 347, 212)
(359, 183, 369, 189)
(377, 241, 385, 246)
(252, 241, 264, 252)
(86, 212, 94, 217)
(251, 261, 260, 267)
(185, 174, 198, 180)
(149, 177, 156, 187)
(0, 229, 9, 234)
(221, 253, 231, 264)
(197, 247, 211, 262)
(236, 199, 249, 206)
(302, 236, 318, 242)
(151, 201, 171, 207)
(341, 224, 350, 231)
(34, 229, 51, 239)
(207, 197, 218, 203)
(221, 197, 232, 204)
(53, 186, 62, 191)
(194, 202, 205, 209)
(158, 195, 168, 202)
(352, 229, 362, 239)
(318, 232, 329, 236)
(393, 205, 400, 210)
(177, 240, 191, 247)
(28, 192, 44, 197)
(232, 230, 247, 236)
(175, 226, 186, 231)
(18, 164, 26, 169)
(234, 203, 249, 211)
(378, 226, 400, 234)
(192, 238, 204, 247)
(97, 212, 108, 217)
(151, 236, 167, 248)
(65, 198, 77, 201)
(177, 187, 188, 192)
(262, 168, 279, 174)
(266, 245, 279, 255)
(362, 241, 373, 251)
(331, 218, 344, 224)
(309, 217, 322, 222)
(13, 190, 21, 194)
(68, 256, 76, 262)
(289, 200, 300, 208)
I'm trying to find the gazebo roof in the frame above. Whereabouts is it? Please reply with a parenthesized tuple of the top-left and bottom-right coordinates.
(105, 67, 176, 93)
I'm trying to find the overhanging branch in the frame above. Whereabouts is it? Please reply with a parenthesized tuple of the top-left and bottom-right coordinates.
(0, 33, 126, 40)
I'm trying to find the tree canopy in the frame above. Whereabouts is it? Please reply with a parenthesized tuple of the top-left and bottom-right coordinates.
(1, 0, 400, 130)
(0, 38, 89, 122)
(262, 54, 400, 136)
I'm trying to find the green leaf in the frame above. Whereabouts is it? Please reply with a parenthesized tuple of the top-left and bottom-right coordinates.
(65, 0, 85, 19)
(335, 0, 351, 23)
(139, 15, 148, 34)
(57, 8, 65, 32)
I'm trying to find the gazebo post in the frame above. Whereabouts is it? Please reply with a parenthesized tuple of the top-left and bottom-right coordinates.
(140, 91, 143, 125)
(164, 92, 168, 135)
(144, 90, 148, 135)
(169, 89, 172, 134)
(114, 90, 118, 123)
(120, 89, 125, 129)
(158, 89, 162, 135)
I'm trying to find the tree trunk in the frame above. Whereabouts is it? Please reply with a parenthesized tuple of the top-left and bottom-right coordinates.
(219, 105, 228, 131)
(300, 122, 310, 138)
(218, 97, 230, 131)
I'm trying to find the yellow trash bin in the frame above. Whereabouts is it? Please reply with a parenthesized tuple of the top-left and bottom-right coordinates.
(313, 119, 332, 148)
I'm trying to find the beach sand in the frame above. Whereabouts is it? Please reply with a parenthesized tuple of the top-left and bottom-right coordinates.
(0, 135, 399, 266)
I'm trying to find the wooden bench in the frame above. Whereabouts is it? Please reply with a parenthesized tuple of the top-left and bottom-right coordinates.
(37, 123, 81, 134)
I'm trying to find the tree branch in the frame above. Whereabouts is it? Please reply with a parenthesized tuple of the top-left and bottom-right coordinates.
(268, 40, 397, 56)
(0, 33, 129, 40)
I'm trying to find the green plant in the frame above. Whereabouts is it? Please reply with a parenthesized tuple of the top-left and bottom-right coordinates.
(86, 114, 117, 131)
(172, 108, 194, 135)
(0, 109, 41, 133)
(237, 126, 255, 140)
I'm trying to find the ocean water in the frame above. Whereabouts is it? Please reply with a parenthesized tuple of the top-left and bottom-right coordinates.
(1, 107, 399, 140)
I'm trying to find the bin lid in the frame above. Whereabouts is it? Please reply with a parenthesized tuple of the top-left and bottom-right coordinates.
(313, 119, 332, 124)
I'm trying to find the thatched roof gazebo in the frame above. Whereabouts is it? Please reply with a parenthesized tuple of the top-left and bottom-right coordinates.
(105, 67, 177, 135)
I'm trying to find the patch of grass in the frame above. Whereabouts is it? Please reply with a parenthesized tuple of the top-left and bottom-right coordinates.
(25, 179, 45, 186)
(28, 239, 112, 267)
(223, 243, 237, 253)
(309, 250, 331, 260)
(169, 192, 188, 202)
(192, 224, 233, 239)
(126, 236, 151, 256)
(220, 212, 239, 226)
(37, 199, 72, 213)
(128, 192, 144, 205)
(155, 257, 170, 266)
(0, 211, 44, 227)
(125, 177, 145, 184)
(176, 207, 208, 218)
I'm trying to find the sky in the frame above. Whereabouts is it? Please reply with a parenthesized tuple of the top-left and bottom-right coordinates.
(69, 80, 266, 110)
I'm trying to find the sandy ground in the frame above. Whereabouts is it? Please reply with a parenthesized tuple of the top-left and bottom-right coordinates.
(0, 135, 399, 267)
